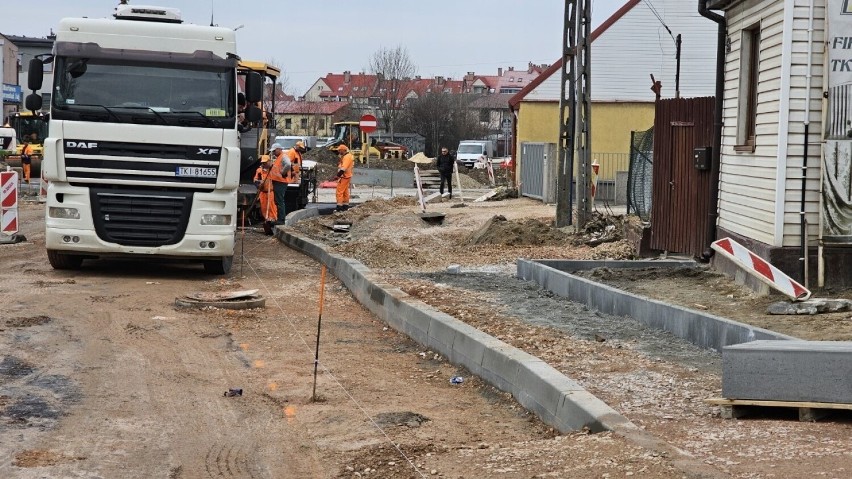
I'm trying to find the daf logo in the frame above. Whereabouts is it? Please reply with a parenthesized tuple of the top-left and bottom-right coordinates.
(197, 148, 220, 155)
(67, 141, 98, 149)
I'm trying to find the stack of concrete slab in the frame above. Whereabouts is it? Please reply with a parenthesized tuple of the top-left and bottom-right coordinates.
(722, 340, 852, 403)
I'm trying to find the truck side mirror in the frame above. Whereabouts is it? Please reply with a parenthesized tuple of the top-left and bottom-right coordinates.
(244, 72, 262, 103)
(28, 58, 44, 91)
(25, 94, 43, 112)
(245, 105, 262, 123)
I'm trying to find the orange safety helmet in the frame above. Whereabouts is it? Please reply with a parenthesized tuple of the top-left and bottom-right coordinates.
(336, 144, 349, 153)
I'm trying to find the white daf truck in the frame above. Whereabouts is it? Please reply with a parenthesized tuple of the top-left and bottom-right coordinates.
(25, 5, 264, 274)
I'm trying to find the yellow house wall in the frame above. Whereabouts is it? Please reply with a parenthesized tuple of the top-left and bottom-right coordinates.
(515, 101, 655, 180)
(275, 114, 333, 137)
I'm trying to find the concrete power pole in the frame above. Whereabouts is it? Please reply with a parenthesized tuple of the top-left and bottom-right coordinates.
(555, 0, 592, 228)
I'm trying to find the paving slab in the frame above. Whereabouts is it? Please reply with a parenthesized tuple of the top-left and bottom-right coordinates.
(722, 340, 852, 403)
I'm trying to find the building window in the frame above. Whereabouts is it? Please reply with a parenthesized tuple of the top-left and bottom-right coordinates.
(318, 119, 325, 130)
(736, 23, 760, 152)
(300, 118, 308, 129)
(285, 118, 292, 129)
(479, 109, 490, 122)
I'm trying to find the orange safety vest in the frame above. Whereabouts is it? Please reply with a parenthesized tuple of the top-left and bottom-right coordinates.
(284, 148, 302, 184)
(337, 152, 354, 179)
(267, 151, 288, 183)
(254, 166, 273, 192)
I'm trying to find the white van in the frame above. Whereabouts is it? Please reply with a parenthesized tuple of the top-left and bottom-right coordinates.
(274, 135, 317, 151)
(456, 140, 495, 168)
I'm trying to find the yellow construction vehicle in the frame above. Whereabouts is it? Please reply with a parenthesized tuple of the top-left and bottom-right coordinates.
(236, 60, 281, 219)
(5, 111, 49, 173)
(325, 121, 408, 163)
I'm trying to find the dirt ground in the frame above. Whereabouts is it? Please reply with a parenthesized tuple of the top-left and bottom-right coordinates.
(1, 201, 683, 479)
(289, 195, 852, 478)
(3, 194, 852, 478)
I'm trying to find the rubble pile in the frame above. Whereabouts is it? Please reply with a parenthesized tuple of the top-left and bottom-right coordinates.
(466, 215, 570, 246)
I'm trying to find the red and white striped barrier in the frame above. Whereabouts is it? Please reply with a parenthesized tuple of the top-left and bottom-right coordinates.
(1, 170, 19, 236)
(413, 165, 426, 213)
(711, 237, 811, 301)
(485, 157, 495, 187)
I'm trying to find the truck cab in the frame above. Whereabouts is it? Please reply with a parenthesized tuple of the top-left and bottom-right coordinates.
(27, 4, 255, 274)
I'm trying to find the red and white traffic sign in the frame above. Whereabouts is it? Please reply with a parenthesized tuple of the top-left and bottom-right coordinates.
(1, 170, 19, 235)
(711, 237, 811, 301)
(359, 114, 378, 133)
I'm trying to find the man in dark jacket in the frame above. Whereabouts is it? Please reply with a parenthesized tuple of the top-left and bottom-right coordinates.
(435, 146, 455, 198)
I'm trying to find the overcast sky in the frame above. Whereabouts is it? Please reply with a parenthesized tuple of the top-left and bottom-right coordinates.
(1, 0, 627, 96)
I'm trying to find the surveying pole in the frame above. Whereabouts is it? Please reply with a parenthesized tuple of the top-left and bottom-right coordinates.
(555, 0, 592, 228)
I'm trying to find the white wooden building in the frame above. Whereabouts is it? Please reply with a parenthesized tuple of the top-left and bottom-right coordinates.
(707, 0, 832, 285)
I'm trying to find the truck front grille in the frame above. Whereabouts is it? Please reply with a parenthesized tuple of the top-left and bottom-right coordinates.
(65, 140, 221, 191)
(90, 188, 192, 247)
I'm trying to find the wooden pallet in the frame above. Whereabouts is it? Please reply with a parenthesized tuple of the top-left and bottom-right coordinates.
(705, 397, 852, 422)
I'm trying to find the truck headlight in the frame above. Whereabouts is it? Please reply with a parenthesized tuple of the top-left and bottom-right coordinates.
(49, 207, 80, 219)
(201, 214, 232, 226)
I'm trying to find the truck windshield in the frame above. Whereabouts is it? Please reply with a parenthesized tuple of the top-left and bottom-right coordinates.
(458, 144, 484, 154)
(52, 56, 235, 128)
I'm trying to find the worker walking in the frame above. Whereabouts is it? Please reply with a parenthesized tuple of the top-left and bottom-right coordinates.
(267, 143, 291, 224)
(20, 141, 33, 185)
(334, 144, 354, 212)
(253, 156, 277, 234)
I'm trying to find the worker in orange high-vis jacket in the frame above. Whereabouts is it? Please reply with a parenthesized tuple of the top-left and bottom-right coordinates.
(334, 144, 354, 212)
(20, 141, 33, 184)
(284, 140, 307, 185)
(266, 143, 291, 224)
(253, 156, 277, 234)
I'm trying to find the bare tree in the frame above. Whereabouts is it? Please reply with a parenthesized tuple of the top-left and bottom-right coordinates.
(398, 93, 487, 156)
(265, 57, 291, 96)
(368, 45, 416, 140)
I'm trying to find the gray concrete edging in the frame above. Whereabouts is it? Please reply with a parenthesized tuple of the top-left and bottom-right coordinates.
(274, 228, 633, 434)
(517, 259, 798, 352)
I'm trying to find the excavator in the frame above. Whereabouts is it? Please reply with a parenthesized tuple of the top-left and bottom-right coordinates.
(4, 111, 49, 174)
(324, 121, 408, 163)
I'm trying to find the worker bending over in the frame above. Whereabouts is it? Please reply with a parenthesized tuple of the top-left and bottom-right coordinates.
(284, 140, 306, 185)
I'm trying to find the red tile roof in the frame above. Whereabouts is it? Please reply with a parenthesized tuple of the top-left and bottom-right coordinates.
(273, 101, 349, 115)
(508, 0, 641, 108)
(318, 73, 379, 99)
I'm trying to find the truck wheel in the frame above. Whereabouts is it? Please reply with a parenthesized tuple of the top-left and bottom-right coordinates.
(47, 249, 84, 270)
(203, 255, 233, 275)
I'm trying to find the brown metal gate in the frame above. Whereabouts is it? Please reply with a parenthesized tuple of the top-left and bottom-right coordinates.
(650, 97, 715, 257)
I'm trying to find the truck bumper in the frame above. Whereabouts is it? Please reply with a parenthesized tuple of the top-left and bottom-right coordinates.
(45, 227, 235, 258)
(45, 183, 236, 259)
